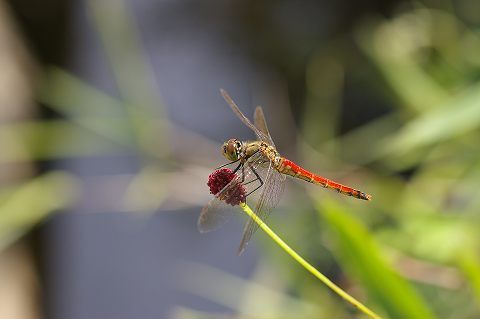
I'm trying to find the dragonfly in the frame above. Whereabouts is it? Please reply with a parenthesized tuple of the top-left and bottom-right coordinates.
(199, 89, 372, 254)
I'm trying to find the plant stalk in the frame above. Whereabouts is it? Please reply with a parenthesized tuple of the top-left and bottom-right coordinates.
(240, 203, 382, 319)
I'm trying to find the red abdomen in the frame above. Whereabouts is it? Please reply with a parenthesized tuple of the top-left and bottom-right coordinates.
(279, 159, 372, 200)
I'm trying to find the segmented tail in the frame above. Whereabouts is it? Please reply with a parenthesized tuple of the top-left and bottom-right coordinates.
(279, 159, 372, 200)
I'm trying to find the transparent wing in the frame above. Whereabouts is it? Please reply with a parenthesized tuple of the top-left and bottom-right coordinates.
(198, 197, 236, 233)
(237, 162, 287, 255)
(220, 89, 275, 146)
(254, 106, 275, 146)
(198, 153, 264, 233)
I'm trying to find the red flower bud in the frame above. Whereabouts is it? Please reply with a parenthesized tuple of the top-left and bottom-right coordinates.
(207, 168, 246, 206)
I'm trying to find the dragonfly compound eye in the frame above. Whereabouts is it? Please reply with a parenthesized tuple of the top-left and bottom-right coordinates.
(221, 139, 239, 161)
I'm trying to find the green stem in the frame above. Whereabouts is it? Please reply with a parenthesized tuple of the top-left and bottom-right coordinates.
(240, 203, 382, 319)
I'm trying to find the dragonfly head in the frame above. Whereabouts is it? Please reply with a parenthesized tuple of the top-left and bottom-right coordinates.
(222, 139, 243, 161)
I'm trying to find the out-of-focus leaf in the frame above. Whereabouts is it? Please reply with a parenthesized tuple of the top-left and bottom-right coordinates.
(0, 120, 129, 163)
(38, 68, 136, 146)
(39, 67, 169, 158)
(376, 83, 480, 161)
(380, 214, 477, 263)
(86, 0, 170, 158)
(356, 10, 450, 113)
(457, 251, 480, 305)
(0, 172, 78, 250)
(320, 113, 401, 165)
(317, 198, 436, 319)
(38, 67, 128, 117)
(86, 0, 160, 111)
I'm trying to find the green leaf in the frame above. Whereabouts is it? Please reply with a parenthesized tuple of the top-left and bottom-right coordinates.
(458, 250, 480, 305)
(376, 83, 480, 159)
(0, 120, 129, 163)
(0, 172, 78, 250)
(317, 198, 436, 319)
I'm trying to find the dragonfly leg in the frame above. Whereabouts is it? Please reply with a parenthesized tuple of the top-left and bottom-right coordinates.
(242, 178, 259, 186)
(232, 162, 243, 175)
(245, 164, 264, 197)
(239, 163, 246, 183)
(238, 149, 260, 184)
(216, 158, 241, 170)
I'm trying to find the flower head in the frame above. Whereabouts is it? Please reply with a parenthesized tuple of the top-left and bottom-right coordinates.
(207, 168, 246, 206)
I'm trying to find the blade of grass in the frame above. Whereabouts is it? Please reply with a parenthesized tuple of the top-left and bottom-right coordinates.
(86, 0, 170, 159)
(0, 120, 130, 163)
(355, 13, 449, 114)
(376, 82, 480, 161)
(38, 67, 136, 147)
(316, 198, 436, 319)
(39, 67, 168, 158)
(240, 203, 382, 319)
(457, 250, 480, 307)
(0, 172, 78, 250)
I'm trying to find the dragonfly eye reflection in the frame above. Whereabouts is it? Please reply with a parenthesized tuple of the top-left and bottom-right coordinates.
(222, 138, 242, 161)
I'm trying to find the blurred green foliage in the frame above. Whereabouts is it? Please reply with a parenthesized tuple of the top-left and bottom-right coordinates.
(2, 1, 480, 319)
(180, 4, 480, 319)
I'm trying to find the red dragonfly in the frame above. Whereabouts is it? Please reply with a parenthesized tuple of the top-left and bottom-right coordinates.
(199, 89, 372, 254)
